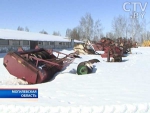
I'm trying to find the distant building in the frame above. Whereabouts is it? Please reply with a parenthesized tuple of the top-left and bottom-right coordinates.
(0, 29, 83, 53)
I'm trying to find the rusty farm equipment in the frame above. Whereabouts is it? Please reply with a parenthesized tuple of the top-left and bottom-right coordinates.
(74, 38, 114, 55)
(100, 45, 123, 62)
(74, 40, 99, 55)
(94, 38, 123, 61)
(92, 38, 115, 51)
(3, 47, 79, 84)
(74, 37, 138, 63)
(115, 38, 132, 54)
(74, 39, 123, 62)
(77, 59, 100, 75)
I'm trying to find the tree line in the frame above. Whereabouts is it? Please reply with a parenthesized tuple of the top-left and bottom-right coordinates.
(66, 13, 103, 42)
(17, 26, 61, 36)
(17, 13, 150, 44)
(109, 13, 150, 43)
(66, 13, 150, 44)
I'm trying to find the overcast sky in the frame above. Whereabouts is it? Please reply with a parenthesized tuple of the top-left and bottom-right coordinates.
(0, 0, 149, 36)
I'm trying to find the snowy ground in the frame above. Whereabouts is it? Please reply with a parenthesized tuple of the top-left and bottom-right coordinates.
(0, 47, 150, 113)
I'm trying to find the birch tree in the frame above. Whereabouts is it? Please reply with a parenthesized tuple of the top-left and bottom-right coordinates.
(79, 13, 94, 41)
(112, 15, 127, 38)
(128, 18, 143, 41)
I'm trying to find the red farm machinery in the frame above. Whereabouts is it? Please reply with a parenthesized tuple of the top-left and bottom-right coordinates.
(3, 47, 79, 84)
(74, 39, 123, 62)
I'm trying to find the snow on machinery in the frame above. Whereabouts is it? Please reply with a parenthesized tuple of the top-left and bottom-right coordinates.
(3, 47, 80, 84)
(74, 40, 98, 55)
(3, 46, 101, 82)
(115, 38, 132, 54)
(92, 37, 114, 51)
(74, 37, 138, 62)
(77, 59, 100, 75)
(74, 39, 123, 62)
(92, 37, 134, 54)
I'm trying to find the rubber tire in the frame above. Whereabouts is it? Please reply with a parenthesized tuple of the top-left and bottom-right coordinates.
(119, 57, 122, 62)
(114, 56, 122, 62)
(77, 65, 88, 75)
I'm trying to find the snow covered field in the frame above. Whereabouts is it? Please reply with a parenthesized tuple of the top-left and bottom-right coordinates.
(0, 47, 150, 113)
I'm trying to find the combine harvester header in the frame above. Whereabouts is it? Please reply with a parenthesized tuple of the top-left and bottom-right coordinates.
(3, 47, 79, 84)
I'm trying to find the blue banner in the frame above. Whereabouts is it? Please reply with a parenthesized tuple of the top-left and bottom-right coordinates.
(0, 89, 38, 98)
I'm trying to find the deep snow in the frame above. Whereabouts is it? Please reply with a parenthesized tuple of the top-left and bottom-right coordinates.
(0, 47, 150, 113)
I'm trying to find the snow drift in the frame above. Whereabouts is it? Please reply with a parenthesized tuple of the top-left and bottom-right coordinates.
(0, 47, 150, 113)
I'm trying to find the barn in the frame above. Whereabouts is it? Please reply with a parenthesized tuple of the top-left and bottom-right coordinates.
(0, 29, 82, 53)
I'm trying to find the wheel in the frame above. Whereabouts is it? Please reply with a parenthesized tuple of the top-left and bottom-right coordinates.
(77, 64, 88, 75)
(119, 57, 122, 62)
(114, 56, 122, 62)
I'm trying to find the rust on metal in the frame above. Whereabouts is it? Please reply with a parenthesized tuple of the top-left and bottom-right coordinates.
(3, 47, 79, 84)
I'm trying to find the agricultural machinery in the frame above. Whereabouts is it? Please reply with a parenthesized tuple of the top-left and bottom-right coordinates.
(77, 59, 100, 75)
(74, 37, 138, 62)
(3, 47, 79, 84)
(100, 44, 123, 62)
(74, 40, 99, 55)
(3, 46, 101, 83)
(92, 38, 114, 51)
(115, 38, 132, 54)
(74, 39, 123, 62)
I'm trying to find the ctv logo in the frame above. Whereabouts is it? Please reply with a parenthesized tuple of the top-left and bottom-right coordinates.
(123, 2, 148, 18)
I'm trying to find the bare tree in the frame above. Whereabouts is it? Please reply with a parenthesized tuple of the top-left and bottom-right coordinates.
(25, 27, 29, 32)
(17, 26, 24, 31)
(93, 20, 103, 41)
(39, 29, 48, 34)
(70, 27, 81, 40)
(53, 31, 61, 36)
(66, 13, 103, 41)
(147, 31, 150, 40)
(66, 27, 81, 40)
(66, 28, 72, 39)
(106, 32, 115, 39)
(140, 19, 150, 42)
(79, 13, 94, 41)
(128, 14, 143, 41)
(112, 15, 127, 38)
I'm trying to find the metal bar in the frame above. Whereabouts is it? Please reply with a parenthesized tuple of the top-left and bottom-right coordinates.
(30, 56, 60, 66)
